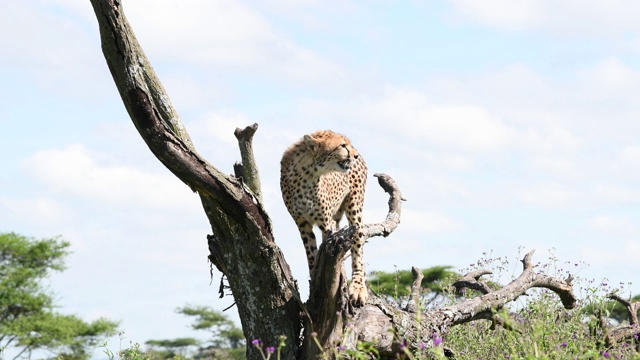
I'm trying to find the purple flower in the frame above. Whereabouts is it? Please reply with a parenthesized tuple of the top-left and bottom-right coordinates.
(266, 346, 276, 354)
(251, 339, 261, 346)
(603, 351, 610, 358)
(561, 342, 568, 347)
(432, 332, 442, 347)
(419, 342, 426, 350)
(338, 345, 346, 351)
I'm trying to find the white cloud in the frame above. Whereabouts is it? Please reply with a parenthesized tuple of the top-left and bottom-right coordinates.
(400, 209, 462, 234)
(449, 0, 542, 31)
(126, 0, 274, 66)
(417, 104, 516, 152)
(313, 87, 517, 153)
(574, 58, 640, 109)
(593, 184, 640, 204)
(580, 239, 640, 266)
(586, 215, 639, 236)
(0, 2, 107, 97)
(24, 144, 197, 209)
(520, 126, 580, 154)
(123, 0, 345, 85)
(448, 0, 640, 36)
(612, 146, 640, 181)
(189, 110, 250, 147)
(516, 183, 577, 208)
(0, 196, 72, 226)
(619, 146, 640, 163)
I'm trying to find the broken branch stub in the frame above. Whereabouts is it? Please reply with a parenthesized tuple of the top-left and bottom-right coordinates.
(234, 123, 263, 203)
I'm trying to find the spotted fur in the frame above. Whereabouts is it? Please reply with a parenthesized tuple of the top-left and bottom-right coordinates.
(280, 130, 368, 305)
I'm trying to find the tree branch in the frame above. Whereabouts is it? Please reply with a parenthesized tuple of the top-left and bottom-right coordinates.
(453, 269, 494, 295)
(441, 250, 576, 327)
(406, 267, 424, 313)
(348, 251, 577, 357)
(90, 2, 299, 358)
(362, 173, 404, 238)
(234, 123, 263, 203)
(608, 293, 640, 326)
(605, 293, 640, 349)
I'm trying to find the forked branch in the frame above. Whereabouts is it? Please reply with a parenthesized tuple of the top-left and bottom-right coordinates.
(444, 250, 576, 327)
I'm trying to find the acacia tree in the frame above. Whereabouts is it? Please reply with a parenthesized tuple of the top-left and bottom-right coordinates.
(88, 1, 596, 358)
(0, 232, 118, 360)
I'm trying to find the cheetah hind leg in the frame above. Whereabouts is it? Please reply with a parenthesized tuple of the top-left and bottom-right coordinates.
(348, 232, 368, 306)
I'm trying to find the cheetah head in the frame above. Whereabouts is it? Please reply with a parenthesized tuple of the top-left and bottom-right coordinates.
(304, 131, 359, 174)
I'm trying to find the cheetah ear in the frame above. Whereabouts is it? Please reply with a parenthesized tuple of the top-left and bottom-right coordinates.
(303, 134, 318, 152)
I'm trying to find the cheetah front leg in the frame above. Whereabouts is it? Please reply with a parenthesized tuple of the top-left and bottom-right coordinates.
(297, 221, 318, 274)
(348, 228, 368, 306)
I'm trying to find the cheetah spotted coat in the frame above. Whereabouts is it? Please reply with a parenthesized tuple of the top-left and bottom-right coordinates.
(280, 130, 368, 305)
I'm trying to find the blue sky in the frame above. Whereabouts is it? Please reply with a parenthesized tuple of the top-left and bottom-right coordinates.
(2, 0, 640, 355)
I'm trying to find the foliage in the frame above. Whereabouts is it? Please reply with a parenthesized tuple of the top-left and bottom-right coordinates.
(176, 305, 244, 349)
(144, 305, 245, 360)
(368, 266, 460, 307)
(583, 293, 640, 324)
(0, 232, 118, 360)
(145, 338, 199, 359)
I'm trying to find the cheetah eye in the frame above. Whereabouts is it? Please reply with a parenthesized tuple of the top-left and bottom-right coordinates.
(340, 143, 347, 148)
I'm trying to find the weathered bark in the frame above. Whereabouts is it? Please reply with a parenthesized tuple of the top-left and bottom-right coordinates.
(90, 1, 580, 359)
(234, 124, 263, 203)
(406, 267, 425, 314)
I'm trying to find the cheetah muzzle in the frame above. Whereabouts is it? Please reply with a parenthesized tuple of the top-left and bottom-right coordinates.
(337, 159, 351, 171)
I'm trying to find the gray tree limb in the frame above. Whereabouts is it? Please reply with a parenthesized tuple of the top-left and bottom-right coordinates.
(89, 1, 300, 358)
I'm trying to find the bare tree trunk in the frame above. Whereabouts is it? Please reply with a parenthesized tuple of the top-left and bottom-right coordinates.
(89, 1, 580, 359)
(89, 1, 301, 358)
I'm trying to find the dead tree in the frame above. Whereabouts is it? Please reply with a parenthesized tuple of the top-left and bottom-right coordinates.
(604, 293, 640, 351)
(89, 1, 579, 358)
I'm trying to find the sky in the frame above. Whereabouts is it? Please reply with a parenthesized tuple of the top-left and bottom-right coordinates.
(2, 0, 640, 356)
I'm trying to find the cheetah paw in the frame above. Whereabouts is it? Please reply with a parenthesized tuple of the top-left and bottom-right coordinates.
(348, 282, 368, 307)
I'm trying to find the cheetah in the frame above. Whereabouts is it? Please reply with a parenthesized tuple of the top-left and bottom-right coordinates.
(280, 130, 368, 305)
